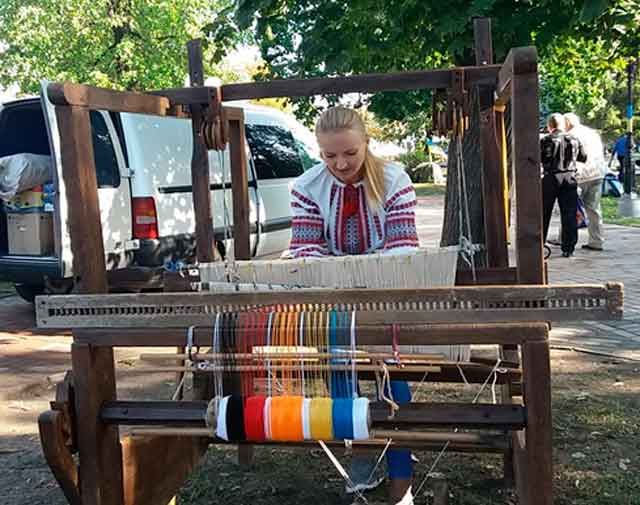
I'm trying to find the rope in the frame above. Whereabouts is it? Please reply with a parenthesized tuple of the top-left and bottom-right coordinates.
(413, 357, 504, 497)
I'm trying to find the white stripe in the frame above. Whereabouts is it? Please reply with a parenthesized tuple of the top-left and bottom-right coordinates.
(264, 397, 272, 440)
(352, 397, 370, 440)
(302, 398, 312, 440)
(216, 395, 230, 441)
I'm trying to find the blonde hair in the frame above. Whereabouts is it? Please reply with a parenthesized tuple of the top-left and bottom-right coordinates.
(315, 106, 386, 209)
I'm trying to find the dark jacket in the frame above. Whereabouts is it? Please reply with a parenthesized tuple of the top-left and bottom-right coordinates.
(540, 130, 587, 175)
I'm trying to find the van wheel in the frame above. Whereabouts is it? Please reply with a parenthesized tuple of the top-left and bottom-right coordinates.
(14, 284, 45, 304)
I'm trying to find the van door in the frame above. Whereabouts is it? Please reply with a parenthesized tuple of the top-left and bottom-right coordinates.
(40, 82, 133, 276)
(244, 117, 307, 257)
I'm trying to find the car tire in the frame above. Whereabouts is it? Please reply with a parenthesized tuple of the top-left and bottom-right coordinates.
(14, 283, 45, 304)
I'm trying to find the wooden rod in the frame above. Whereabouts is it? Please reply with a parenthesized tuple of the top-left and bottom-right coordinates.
(73, 322, 549, 346)
(138, 352, 448, 361)
(48, 82, 170, 116)
(125, 427, 507, 448)
(221, 65, 500, 101)
(124, 365, 443, 373)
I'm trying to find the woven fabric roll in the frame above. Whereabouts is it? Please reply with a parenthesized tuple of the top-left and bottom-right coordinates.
(270, 396, 304, 441)
(310, 397, 333, 440)
(244, 396, 267, 442)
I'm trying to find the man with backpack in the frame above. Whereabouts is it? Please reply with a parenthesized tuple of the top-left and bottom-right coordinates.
(540, 113, 587, 258)
(565, 113, 606, 251)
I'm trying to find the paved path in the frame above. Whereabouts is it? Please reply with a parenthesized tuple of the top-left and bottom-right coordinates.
(416, 196, 640, 361)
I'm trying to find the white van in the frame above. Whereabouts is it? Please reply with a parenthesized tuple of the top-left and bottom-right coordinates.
(0, 85, 319, 301)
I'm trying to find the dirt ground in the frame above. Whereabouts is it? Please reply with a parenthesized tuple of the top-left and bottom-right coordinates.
(1, 343, 638, 505)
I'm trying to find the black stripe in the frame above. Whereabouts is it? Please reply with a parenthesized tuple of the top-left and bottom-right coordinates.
(158, 181, 257, 194)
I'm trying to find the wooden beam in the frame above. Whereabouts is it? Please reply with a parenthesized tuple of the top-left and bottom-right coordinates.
(510, 50, 544, 284)
(101, 400, 526, 430)
(55, 106, 107, 293)
(479, 88, 509, 268)
(455, 267, 516, 285)
(522, 340, 553, 505)
(473, 18, 494, 65)
(122, 435, 207, 505)
(221, 65, 500, 101)
(496, 46, 538, 106)
(148, 86, 215, 106)
(188, 40, 218, 263)
(72, 343, 123, 505)
(72, 322, 548, 347)
(473, 18, 509, 269)
(228, 109, 251, 260)
(48, 83, 169, 116)
(38, 410, 82, 505)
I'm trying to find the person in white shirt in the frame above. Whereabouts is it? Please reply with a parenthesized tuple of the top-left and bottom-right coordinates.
(565, 113, 606, 251)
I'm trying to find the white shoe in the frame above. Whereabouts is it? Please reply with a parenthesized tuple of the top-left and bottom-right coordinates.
(394, 487, 414, 505)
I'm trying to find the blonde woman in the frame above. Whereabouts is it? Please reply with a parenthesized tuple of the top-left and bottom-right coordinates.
(288, 106, 417, 505)
(289, 106, 419, 258)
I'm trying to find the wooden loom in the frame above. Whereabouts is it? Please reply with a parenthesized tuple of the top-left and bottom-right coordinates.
(35, 19, 623, 505)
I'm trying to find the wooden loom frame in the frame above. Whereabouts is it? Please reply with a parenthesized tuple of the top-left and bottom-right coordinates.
(35, 20, 617, 505)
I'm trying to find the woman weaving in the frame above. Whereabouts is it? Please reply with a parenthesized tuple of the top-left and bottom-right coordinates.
(288, 106, 418, 505)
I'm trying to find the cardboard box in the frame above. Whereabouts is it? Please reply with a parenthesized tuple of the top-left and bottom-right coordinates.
(7, 212, 54, 255)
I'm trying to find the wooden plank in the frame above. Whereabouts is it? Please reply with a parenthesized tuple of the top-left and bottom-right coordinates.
(473, 18, 494, 65)
(228, 111, 251, 260)
(122, 435, 207, 505)
(38, 283, 620, 308)
(456, 267, 516, 285)
(55, 105, 108, 293)
(522, 339, 553, 505)
(101, 400, 525, 430)
(188, 40, 218, 263)
(38, 410, 82, 505)
(479, 87, 509, 268)
(48, 83, 169, 116)
(72, 343, 123, 505)
(221, 65, 500, 101)
(496, 46, 537, 106)
(72, 322, 547, 347)
(511, 54, 543, 284)
(148, 86, 214, 106)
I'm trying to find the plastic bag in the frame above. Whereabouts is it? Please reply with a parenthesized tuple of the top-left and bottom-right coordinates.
(0, 153, 53, 200)
(576, 197, 589, 229)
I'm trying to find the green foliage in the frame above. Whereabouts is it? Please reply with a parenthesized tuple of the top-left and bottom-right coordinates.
(236, 0, 639, 141)
(0, 0, 244, 93)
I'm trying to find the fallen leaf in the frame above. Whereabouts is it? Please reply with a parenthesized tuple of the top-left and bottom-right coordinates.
(571, 452, 586, 459)
(619, 460, 628, 471)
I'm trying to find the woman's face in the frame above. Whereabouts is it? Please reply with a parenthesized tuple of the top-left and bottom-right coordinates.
(317, 128, 368, 184)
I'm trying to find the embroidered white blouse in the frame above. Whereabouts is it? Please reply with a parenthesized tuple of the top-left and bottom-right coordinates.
(288, 162, 419, 257)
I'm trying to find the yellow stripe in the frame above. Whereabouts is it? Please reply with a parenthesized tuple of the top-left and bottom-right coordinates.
(310, 397, 333, 441)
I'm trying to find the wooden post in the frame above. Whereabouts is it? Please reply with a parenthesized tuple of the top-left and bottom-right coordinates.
(509, 48, 544, 284)
(56, 104, 124, 505)
(228, 108, 251, 260)
(521, 340, 553, 505)
(473, 17, 509, 269)
(188, 39, 217, 263)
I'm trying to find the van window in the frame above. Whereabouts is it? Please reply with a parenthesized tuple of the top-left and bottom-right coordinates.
(245, 124, 304, 179)
(90, 111, 121, 188)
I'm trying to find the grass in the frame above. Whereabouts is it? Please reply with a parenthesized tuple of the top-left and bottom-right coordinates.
(177, 354, 639, 505)
(413, 182, 446, 197)
(601, 196, 640, 227)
